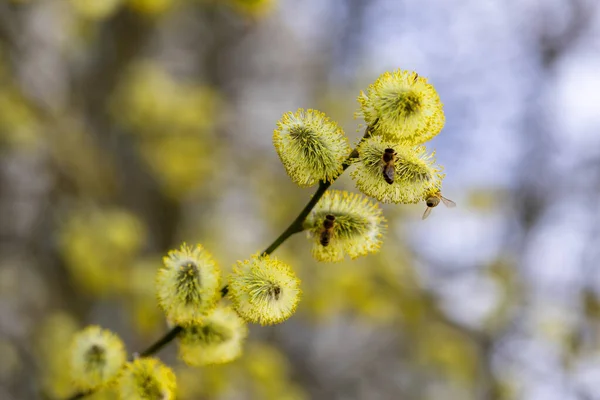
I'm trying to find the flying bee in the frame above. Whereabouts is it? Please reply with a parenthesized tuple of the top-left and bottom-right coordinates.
(381, 148, 397, 184)
(319, 214, 336, 246)
(422, 192, 456, 220)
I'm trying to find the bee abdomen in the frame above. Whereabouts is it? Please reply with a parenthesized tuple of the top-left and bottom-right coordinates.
(319, 231, 330, 246)
(320, 214, 335, 246)
(383, 171, 394, 184)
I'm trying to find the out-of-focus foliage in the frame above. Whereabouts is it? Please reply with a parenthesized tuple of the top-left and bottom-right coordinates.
(2, 0, 600, 399)
(128, 257, 166, 335)
(70, 0, 123, 20)
(0, 59, 39, 149)
(111, 63, 221, 198)
(35, 313, 79, 398)
(177, 342, 307, 400)
(60, 208, 146, 296)
(0, 339, 21, 386)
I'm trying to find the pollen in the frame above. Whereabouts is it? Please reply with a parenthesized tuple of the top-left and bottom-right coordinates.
(358, 69, 445, 144)
(69, 326, 126, 391)
(116, 358, 176, 400)
(156, 243, 221, 326)
(351, 136, 444, 204)
(228, 254, 301, 325)
(303, 190, 387, 262)
(178, 305, 248, 366)
(273, 108, 351, 187)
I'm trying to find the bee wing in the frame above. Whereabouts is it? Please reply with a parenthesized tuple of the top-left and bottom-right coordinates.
(383, 165, 395, 182)
(441, 196, 456, 208)
(422, 207, 432, 220)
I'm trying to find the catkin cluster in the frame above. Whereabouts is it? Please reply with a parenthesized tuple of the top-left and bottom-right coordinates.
(66, 68, 452, 399)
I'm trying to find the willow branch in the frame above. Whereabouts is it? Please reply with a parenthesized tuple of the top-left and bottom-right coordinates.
(64, 125, 372, 400)
(260, 130, 369, 256)
(138, 326, 183, 358)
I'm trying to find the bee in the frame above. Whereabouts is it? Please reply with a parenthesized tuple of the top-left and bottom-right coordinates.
(270, 286, 281, 300)
(381, 148, 397, 184)
(422, 192, 456, 220)
(319, 214, 336, 246)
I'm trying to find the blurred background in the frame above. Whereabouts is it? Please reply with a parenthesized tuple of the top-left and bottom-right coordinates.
(1, 0, 600, 399)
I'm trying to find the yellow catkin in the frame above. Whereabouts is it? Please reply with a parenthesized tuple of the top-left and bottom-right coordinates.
(178, 305, 248, 366)
(156, 243, 221, 326)
(69, 326, 126, 391)
(117, 358, 177, 400)
(273, 108, 350, 187)
(351, 136, 444, 204)
(358, 69, 445, 144)
(303, 190, 387, 262)
(228, 254, 301, 325)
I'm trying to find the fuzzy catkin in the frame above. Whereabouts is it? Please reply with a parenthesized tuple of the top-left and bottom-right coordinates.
(351, 136, 444, 204)
(304, 190, 387, 262)
(273, 108, 350, 187)
(358, 69, 445, 144)
(228, 254, 301, 325)
(156, 243, 221, 326)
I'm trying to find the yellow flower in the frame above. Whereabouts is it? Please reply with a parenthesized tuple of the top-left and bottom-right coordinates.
(358, 69, 445, 144)
(116, 358, 176, 400)
(228, 254, 301, 325)
(351, 136, 443, 204)
(304, 190, 386, 262)
(156, 243, 221, 326)
(178, 306, 248, 366)
(60, 207, 146, 296)
(69, 326, 126, 391)
(273, 109, 350, 187)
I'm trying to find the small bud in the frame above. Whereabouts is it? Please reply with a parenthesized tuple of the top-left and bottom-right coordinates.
(228, 254, 301, 325)
(178, 305, 248, 366)
(156, 243, 221, 326)
(116, 358, 176, 400)
(304, 190, 387, 262)
(69, 326, 126, 391)
(358, 69, 445, 144)
(351, 136, 444, 204)
(273, 108, 351, 187)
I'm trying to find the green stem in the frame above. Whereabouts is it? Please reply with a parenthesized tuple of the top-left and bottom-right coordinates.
(261, 180, 330, 255)
(63, 125, 372, 400)
(224, 128, 370, 294)
(138, 326, 183, 358)
(260, 131, 367, 256)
